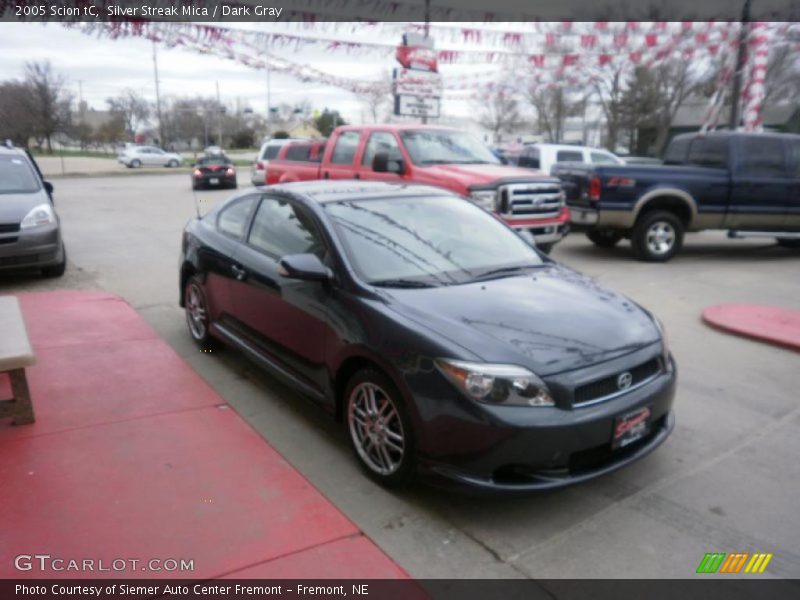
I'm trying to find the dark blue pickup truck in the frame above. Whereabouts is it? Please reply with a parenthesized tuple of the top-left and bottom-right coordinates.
(553, 132, 800, 261)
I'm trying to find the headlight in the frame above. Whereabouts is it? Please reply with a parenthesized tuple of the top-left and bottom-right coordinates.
(436, 359, 554, 407)
(469, 190, 497, 212)
(20, 203, 56, 229)
(653, 316, 672, 371)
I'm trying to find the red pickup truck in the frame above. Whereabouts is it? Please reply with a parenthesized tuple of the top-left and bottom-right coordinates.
(266, 125, 570, 251)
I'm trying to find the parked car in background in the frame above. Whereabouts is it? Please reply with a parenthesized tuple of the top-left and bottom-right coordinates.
(179, 181, 675, 491)
(0, 142, 66, 277)
(264, 125, 570, 252)
(518, 143, 624, 175)
(553, 131, 800, 261)
(191, 155, 237, 190)
(250, 138, 305, 185)
(118, 146, 183, 168)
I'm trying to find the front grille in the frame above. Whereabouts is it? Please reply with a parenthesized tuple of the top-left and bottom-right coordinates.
(0, 254, 41, 266)
(0, 223, 20, 234)
(574, 358, 661, 406)
(0, 237, 19, 245)
(500, 183, 563, 218)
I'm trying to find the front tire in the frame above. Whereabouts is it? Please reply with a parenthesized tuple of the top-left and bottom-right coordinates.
(537, 243, 553, 255)
(130, 159, 142, 169)
(632, 211, 684, 262)
(776, 238, 800, 248)
(345, 369, 416, 488)
(587, 229, 623, 248)
(184, 276, 218, 350)
(168, 159, 179, 168)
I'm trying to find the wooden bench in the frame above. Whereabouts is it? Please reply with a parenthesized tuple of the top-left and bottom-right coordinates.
(0, 296, 36, 425)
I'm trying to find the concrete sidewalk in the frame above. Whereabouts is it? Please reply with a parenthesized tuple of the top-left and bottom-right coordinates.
(0, 291, 407, 580)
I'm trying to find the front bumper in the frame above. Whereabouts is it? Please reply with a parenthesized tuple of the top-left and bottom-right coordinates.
(569, 206, 600, 226)
(409, 353, 677, 493)
(502, 207, 571, 245)
(0, 225, 63, 271)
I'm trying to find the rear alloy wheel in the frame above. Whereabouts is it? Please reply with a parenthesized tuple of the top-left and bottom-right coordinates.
(184, 276, 218, 349)
(586, 229, 623, 248)
(130, 159, 142, 168)
(346, 369, 415, 488)
(632, 211, 684, 262)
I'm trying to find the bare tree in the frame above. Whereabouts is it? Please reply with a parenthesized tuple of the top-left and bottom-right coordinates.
(106, 89, 151, 137)
(527, 86, 585, 143)
(24, 61, 72, 153)
(763, 43, 800, 106)
(476, 87, 525, 144)
(591, 64, 628, 152)
(361, 71, 394, 123)
(0, 81, 38, 147)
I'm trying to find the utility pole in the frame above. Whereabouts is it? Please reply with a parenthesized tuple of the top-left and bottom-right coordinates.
(421, 0, 431, 125)
(216, 81, 223, 147)
(266, 66, 272, 135)
(152, 41, 164, 146)
(729, 0, 751, 130)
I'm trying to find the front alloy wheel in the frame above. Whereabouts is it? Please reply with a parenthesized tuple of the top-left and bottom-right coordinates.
(184, 276, 217, 349)
(346, 370, 415, 487)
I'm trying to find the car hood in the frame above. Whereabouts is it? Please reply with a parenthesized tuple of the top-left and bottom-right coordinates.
(0, 190, 49, 222)
(380, 265, 660, 376)
(422, 163, 552, 186)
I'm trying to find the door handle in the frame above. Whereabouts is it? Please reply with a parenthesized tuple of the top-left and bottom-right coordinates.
(231, 265, 247, 281)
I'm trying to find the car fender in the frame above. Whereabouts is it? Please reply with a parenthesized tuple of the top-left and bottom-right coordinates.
(632, 187, 698, 225)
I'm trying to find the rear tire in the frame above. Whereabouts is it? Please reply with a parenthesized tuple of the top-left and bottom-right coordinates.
(632, 211, 684, 262)
(776, 238, 800, 248)
(587, 229, 623, 248)
(344, 369, 416, 489)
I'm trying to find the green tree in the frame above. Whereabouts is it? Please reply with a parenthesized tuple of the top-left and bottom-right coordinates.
(314, 109, 347, 137)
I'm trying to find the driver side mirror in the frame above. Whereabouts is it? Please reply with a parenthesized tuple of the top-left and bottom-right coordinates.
(278, 254, 332, 282)
(43, 181, 54, 200)
(372, 151, 405, 175)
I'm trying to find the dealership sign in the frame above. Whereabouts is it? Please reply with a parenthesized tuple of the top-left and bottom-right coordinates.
(394, 33, 441, 119)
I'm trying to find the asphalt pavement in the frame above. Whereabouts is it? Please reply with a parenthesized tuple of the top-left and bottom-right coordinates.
(1, 173, 798, 579)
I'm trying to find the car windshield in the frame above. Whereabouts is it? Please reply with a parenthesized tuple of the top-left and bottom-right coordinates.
(400, 130, 500, 166)
(325, 195, 544, 286)
(0, 155, 41, 194)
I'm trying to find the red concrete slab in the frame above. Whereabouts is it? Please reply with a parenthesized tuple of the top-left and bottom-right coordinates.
(223, 536, 409, 579)
(0, 338, 223, 441)
(18, 291, 157, 349)
(0, 406, 359, 579)
(702, 304, 800, 353)
(0, 291, 406, 580)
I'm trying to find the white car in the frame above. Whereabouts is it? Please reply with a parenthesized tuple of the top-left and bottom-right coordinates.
(250, 138, 304, 185)
(518, 143, 623, 175)
(118, 146, 183, 168)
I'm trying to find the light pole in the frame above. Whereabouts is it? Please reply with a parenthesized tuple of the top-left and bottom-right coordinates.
(152, 41, 165, 145)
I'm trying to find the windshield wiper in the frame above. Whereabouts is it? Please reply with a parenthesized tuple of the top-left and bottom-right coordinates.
(370, 278, 439, 289)
(468, 264, 547, 282)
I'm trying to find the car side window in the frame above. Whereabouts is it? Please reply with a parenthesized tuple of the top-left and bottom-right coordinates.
(556, 150, 583, 163)
(687, 137, 728, 169)
(519, 147, 540, 169)
(591, 152, 618, 164)
(216, 195, 258, 240)
(663, 137, 689, 164)
(330, 131, 361, 165)
(248, 197, 325, 259)
(362, 132, 402, 167)
(285, 145, 311, 161)
(263, 145, 281, 160)
(739, 137, 789, 177)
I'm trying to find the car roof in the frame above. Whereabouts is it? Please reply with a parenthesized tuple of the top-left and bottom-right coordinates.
(334, 124, 461, 134)
(260, 180, 453, 204)
(528, 143, 610, 152)
(672, 131, 800, 142)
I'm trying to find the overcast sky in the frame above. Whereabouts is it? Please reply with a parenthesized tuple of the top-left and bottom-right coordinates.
(1, 22, 478, 123)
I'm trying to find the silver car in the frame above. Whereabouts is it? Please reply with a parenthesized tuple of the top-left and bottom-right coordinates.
(250, 138, 303, 185)
(118, 146, 183, 168)
(0, 144, 66, 277)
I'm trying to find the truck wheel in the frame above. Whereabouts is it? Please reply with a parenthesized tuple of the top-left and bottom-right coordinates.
(632, 211, 684, 262)
(776, 238, 800, 249)
(537, 243, 553, 255)
(586, 229, 623, 248)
